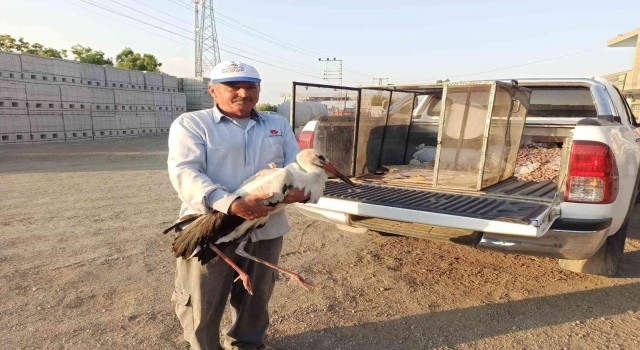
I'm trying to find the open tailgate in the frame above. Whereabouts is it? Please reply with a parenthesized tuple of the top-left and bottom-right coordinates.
(312, 181, 559, 237)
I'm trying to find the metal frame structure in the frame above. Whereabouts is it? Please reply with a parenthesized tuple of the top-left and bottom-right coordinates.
(291, 81, 421, 176)
(194, 0, 221, 78)
(433, 80, 530, 190)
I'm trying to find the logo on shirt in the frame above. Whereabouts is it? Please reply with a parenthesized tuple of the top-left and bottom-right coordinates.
(269, 129, 281, 137)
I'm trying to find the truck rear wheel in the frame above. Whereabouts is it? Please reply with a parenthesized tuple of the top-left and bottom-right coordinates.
(558, 220, 628, 276)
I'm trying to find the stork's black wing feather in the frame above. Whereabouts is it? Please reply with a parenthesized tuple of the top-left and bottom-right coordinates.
(170, 211, 247, 265)
(162, 214, 201, 234)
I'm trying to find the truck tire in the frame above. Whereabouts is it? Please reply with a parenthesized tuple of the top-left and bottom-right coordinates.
(558, 220, 628, 276)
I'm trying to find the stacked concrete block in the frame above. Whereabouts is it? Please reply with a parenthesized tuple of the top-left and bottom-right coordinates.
(21, 54, 57, 84)
(80, 63, 107, 88)
(154, 92, 173, 133)
(162, 74, 179, 93)
(130, 70, 145, 90)
(53, 59, 82, 86)
(25, 82, 64, 142)
(90, 87, 120, 138)
(171, 93, 187, 118)
(60, 85, 93, 141)
(105, 66, 132, 89)
(1, 51, 185, 144)
(0, 80, 30, 144)
(135, 90, 156, 135)
(114, 88, 139, 136)
(144, 72, 163, 92)
(179, 77, 213, 112)
(0, 51, 23, 82)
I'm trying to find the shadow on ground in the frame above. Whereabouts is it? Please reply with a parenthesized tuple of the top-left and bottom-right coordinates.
(275, 281, 640, 349)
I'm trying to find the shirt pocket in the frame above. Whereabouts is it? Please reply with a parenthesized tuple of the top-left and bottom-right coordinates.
(261, 137, 285, 168)
(209, 144, 243, 167)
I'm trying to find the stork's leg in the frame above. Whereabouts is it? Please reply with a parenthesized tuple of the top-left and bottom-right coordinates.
(235, 236, 315, 289)
(208, 243, 253, 296)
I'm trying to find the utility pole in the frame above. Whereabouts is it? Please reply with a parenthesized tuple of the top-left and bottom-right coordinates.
(318, 58, 343, 86)
(194, 0, 221, 77)
(373, 78, 389, 86)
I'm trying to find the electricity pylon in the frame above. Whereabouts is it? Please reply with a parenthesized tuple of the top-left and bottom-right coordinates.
(194, 0, 221, 77)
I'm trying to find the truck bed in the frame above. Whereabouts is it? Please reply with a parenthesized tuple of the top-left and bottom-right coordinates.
(323, 179, 554, 225)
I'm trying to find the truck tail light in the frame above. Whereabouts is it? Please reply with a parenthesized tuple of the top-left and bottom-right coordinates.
(297, 131, 314, 150)
(565, 140, 618, 204)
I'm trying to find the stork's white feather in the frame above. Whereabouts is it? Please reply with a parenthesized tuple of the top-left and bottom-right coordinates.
(235, 167, 293, 205)
(214, 149, 348, 244)
(285, 155, 329, 203)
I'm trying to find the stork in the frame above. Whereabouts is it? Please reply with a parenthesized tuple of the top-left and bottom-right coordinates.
(164, 149, 355, 295)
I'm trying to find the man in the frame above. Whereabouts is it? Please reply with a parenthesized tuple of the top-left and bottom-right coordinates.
(167, 61, 307, 350)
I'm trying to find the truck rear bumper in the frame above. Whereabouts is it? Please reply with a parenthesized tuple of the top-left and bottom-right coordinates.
(294, 204, 610, 260)
(477, 218, 611, 260)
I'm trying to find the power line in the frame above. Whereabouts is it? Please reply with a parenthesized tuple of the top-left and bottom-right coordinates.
(220, 42, 320, 74)
(165, 0, 192, 11)
(446, 47, 601, 79)
(372, 78, 389, 86)
(219, 48, 323, 80)
(215, 12, 318, 57)
(66, 0, 323, 80)
(129, 0, 193, 26)
(159, 1, 376, 79)
(177, 4, 375, 79)
(105, 0, 192, 33)
(319, 58, 343, 85)
(164, 0, 193, 11)
(214, 13, 375, 79)
(74, 0, 194, 41)
(211, 16, 375, 79)
(63, 0, 190, 46)
(130, 0, 317, 73)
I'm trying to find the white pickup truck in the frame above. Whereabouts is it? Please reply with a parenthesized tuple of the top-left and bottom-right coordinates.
(291, 78, 639, 276)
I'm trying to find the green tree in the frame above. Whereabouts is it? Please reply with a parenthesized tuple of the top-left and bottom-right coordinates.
(115, 47, 162, 72)
(0, 34, 18, 51)
(71, 44, 113, 66)
(256, 103, 278, 112)
(0, 34, 66, 58)
(370, 93, 387, 106)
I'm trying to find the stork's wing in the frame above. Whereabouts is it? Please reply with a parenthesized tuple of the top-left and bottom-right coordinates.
(235, 167, 293, 205)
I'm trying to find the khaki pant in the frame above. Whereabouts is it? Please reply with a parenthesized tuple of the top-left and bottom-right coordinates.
(172, 236, 283, 350)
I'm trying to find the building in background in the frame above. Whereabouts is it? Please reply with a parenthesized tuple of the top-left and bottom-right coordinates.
(604, 27, 640, 115)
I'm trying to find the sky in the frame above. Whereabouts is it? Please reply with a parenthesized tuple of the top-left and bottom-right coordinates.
(1, 0, 639, 104)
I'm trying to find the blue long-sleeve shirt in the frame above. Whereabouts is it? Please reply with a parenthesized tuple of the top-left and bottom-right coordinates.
(167, 106, 300, 241)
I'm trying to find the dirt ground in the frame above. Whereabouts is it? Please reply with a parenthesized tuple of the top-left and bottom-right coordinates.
(1, 136, 640, 350)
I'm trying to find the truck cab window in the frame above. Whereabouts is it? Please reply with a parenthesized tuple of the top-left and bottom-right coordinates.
(527, 87, 597, 120)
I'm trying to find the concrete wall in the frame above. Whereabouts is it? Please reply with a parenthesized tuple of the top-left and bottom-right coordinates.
(0, 51, 184, 144)
(0, 80, 29, 143)
(60, 85, 93, 141)
(88, 87, 119, 138)
(25, 82, 65, 142)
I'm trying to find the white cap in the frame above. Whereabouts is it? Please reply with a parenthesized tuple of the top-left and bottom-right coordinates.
(210, 61, 261, 84)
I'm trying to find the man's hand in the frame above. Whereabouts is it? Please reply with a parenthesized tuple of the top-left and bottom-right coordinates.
(282, 187, 310, 204)
(229, 193, 276, 220)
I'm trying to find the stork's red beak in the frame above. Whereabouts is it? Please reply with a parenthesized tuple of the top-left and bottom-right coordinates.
(322, 162, 356, 186)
